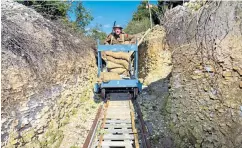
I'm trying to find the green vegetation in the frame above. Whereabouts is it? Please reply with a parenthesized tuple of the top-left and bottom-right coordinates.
(124, 18, 150, 34)
(71, 108, 78, 115)
(157, 1, 169, 19)
(7, 130, 19, 147)
(17, 0, 106, 40)
(88, 24, 107, 40)
(97, 128, 108, 135)
(60, 117, 70, 126)
(124, 1, 159, 34)
(21, 129, 35, 143)
(125, 0, 185, 34)
(132, 1, 151, 21)
(17, 1, 70, 19)
(40, 129, 64, 148)
(70, 2, 93, 30)
(124, 1, 151, 34)
(184, 1, 206, 11)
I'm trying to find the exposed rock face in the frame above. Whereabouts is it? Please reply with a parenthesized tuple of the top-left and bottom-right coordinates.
(138, 25, 172, 85)
(164, 1, 242, 147)
(1, 1, 98, 147)
(137, 26, 173, 147)
(137, 77, 173, 148)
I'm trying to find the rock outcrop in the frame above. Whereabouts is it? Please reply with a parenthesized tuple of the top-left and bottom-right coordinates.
(163, 1, 242, 147)
(137, 25, 173, 147)
(1, 1, 98, 147)
(138, 25, 172, 85)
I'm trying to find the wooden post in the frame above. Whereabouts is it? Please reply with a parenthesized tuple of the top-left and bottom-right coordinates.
(137, 28, 151, 46)
(148, 0, 153, 29)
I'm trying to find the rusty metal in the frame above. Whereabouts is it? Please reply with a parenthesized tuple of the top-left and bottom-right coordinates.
(83, 105, 103, 148)
(84, 93, 151, 148)
(134, 100, 151, 148)
(129, 100, 140, 148)
(97, 100, 109, 148)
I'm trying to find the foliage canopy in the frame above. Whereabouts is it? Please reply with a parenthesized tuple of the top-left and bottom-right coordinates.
(17, 0, 106, 40)
(18, 1, 70, 19)
(73, 2, 94, 30)
(132, 1, 150, 21)
(88, 24, 107, 40)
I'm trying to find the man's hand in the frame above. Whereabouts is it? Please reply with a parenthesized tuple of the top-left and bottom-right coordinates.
(126, 34, 136, 44)
(104, 34, 112, 45)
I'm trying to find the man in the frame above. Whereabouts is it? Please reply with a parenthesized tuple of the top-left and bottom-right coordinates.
(104, 25, 136, 45)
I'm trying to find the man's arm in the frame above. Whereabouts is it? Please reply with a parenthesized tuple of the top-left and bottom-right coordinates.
(104, 34, 112, 45)
(124, 34, 136, 44)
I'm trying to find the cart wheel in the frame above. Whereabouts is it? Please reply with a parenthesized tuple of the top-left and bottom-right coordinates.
(101, 89, 106, 99)
(133, 88, 138, 100)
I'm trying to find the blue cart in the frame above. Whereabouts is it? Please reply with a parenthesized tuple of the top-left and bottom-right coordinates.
(94, 40, 142, 99)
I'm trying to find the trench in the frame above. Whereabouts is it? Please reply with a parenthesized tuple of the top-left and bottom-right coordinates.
(2, 1, 242, 148)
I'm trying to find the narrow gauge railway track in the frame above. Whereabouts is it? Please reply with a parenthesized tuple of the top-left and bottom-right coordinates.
(83, 93, 151, 148)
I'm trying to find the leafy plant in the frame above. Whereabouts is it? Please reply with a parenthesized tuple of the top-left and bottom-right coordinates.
(124, 1, 159, 34)
(17, 1, 93, 34)
(132, 1, 150, 21)
(17, 0, 70, 19)
(88, 24, 107, 40)
(124, 18, 150, 34)
(73, 2, 93, 30)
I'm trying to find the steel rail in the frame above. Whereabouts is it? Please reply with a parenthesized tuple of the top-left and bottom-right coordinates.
(129, 100, 140, 148)
(97, 100, 109, 148)
(83, 94, 151, 148)
(83, 105, 103, 148)
(134, 100, 151, 148)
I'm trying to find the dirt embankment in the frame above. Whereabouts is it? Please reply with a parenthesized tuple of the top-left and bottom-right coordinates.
(136, 2, 242, 148)
(136, 25, 173, 147)
(164, 1, 242, 147)
(1, 1, 99, 147)
(138, 25, 172, 86)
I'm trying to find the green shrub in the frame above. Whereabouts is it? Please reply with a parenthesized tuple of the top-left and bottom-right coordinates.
(17, 0, 70, 20)
(124, 18, 150, 34)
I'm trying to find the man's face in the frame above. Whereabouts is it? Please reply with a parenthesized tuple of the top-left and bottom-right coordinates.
(114, 27, 121, 35)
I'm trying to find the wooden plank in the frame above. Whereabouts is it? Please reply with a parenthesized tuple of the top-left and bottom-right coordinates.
(129, 100, 139, 148)
(107, 106, 130, 109)
(106, 111, 130, 114)
(97, 100, 110, 148)
(101, 141, 133, 147)
(105, 123, 132, 129)
(105, 120, 132, 123)
(106, 110, 131, 114)
(109, 100, 130, 103)
(83, 105, 103, 148)
(103, 134, 134, 140)
(108, 105, 130, 108)
(101, 144, 133, 148)
(106, 112, 131, 115)
(106, 118, 131, 121)
(106, 114, 130, 117)
(104, 124, 132, 128)
(108, 106, 130, 109)
(137, 28, 151, 46)
(106, 115, 131, 119)
(106, 113, 131, 116)
(105, 119, 131, 123)
(104, 128, 133, 134)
